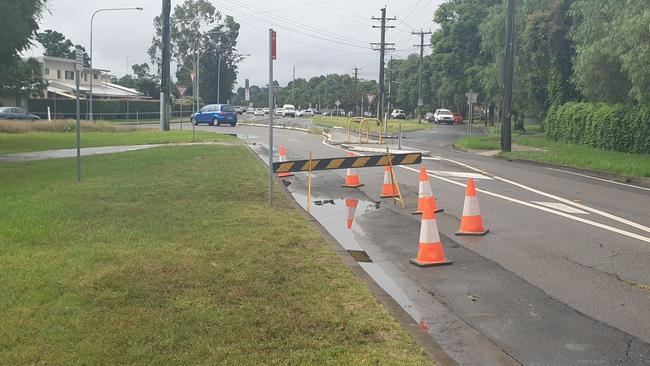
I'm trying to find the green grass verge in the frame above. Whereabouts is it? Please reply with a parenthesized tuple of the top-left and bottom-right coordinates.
(0, 130, 235, 155)
(453, 125, 650, 178)
(454, 135, 500, 150)
(506, 135, 650, 178)
(0, 145, 434, 365)
(313, 116, 432, 133)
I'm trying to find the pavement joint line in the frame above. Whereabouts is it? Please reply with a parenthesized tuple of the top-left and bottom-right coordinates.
(547, 167, 650, 192)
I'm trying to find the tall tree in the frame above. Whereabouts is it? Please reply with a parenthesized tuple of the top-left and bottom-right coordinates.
(0, 0, 47, 96)
(149, 0, 241, 104)
(36, 29, 91, 66)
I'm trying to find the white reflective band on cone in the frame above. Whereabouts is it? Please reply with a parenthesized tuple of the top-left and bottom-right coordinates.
(462, 196, 481, 216)
(419, 181, 433, 198)
(419, 219, 441, 244)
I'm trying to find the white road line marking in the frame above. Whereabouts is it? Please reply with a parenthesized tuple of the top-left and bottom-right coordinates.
(547, 167, 650, 192)
(531, 202, 589, 214)
(399, 165, 650, 244)
(493, 175, 650, 234)
(321, 138, 650, 243)
(428, 170, 493, 180)
(438, 156, 650, 234)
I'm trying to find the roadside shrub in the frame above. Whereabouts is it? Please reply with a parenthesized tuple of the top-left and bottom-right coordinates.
(545, 102, 650, 154)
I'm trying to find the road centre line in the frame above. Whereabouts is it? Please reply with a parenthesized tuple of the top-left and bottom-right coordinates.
(547, 167, 650, 192)
(319, 138, 650, 243)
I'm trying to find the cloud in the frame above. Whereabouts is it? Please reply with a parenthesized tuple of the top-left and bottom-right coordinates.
(28, 0, 442, 89)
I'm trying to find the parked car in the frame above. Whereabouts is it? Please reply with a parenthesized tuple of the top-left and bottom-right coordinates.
(311, 108, 321, 115)
(246, 107, 255, 114)
(191, 104, 237, 126)
(433, 109, 454, 124)
(296, 109, 314, 117)
(275, 109, 283, 116)
(363, 111, 373, 118)
(281, 104, 296, 117)
(424, 112, 435, 122)
(0, 107, 40, 120)
(234, 106, 243, 114)
(453, 113, 464, 124)
(263, 108, 270, 115)
(472, 111, 486, 121)
(391, 109, 406, 119)
(254, 108, 265, 116)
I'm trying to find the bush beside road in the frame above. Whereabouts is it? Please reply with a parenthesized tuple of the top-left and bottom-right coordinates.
(0, 145, 434, 365)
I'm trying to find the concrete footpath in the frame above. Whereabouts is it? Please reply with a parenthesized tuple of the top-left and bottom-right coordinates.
(0, 142, 236, 163)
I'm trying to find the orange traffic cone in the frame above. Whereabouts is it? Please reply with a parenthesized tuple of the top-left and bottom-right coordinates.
(380, 166, 397, 198)
(342, 152, 364, 188)
(410, 199, 452, 267)
(345, 198, 358, 229)
(277, 146, 294, 178)
(455, 178, 489, 236)
(412, 165, 443, 215)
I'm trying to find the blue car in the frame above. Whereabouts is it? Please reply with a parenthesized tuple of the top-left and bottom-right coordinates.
(192, 104, 238, 126)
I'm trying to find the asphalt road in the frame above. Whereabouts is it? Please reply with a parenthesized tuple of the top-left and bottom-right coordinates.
(181, 119, 650, 365)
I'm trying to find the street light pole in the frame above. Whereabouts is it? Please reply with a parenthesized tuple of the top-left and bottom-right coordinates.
(89, 7, 143, 122)
(217, 54, 221, 103)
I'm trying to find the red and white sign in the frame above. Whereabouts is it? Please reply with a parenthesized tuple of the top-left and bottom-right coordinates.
(271, 30, 277, 60)
(366, 93, 376, 104)
(176, 85, 188, 97)
(190, 72, 196, 82)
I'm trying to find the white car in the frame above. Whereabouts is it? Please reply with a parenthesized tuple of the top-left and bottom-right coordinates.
(433, 109, 454, 124)
(275, 109, 283, 116)
(391, 109, 406, 119)
(296, 109, 314, 117)
(254, 108, 264, 116)
(281, 104, 296, 117)
(263, 108, 270, 115)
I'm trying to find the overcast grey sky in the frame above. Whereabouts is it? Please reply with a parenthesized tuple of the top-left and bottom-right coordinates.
(27, 0, 445, 88)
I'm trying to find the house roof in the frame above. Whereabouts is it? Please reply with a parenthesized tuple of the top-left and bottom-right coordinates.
(47, 80, 146, 99)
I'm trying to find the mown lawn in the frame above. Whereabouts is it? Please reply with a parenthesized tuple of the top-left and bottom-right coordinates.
(313, 116, 432, 133)
(506, 135, 650, 178)
(0, 145, 434, 365)
(0, 130, 235, 155)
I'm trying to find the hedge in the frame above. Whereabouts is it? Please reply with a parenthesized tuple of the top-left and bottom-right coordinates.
(546, 102, 650, 154)
(26, 98, 192, 120)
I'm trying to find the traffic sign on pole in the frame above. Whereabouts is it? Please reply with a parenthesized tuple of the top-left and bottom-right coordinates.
(176, 85, 188, 97)
(335, 100, 341, 107)
(366, 94, 376, 104)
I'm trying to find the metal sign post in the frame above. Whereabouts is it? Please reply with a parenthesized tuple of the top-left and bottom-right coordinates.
(176, 85, 188, 131)
(268, 29, 276, 207)
(75, 48, 83, 183)
(465, 92, 478, 144)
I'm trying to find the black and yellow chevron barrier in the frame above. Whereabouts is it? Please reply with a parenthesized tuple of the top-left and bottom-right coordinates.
(272, 153, 422, 173)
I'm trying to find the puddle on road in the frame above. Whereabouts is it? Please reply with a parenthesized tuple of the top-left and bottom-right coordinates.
(291, 192, 379, 252)
(288, 185, 427, 338)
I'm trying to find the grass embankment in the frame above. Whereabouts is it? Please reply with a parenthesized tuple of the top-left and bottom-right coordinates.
(0, 145, 434, 365)
(0, 123, 234, 155)
(313, 116, 432, 133)
(454, 125, 650, 178)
